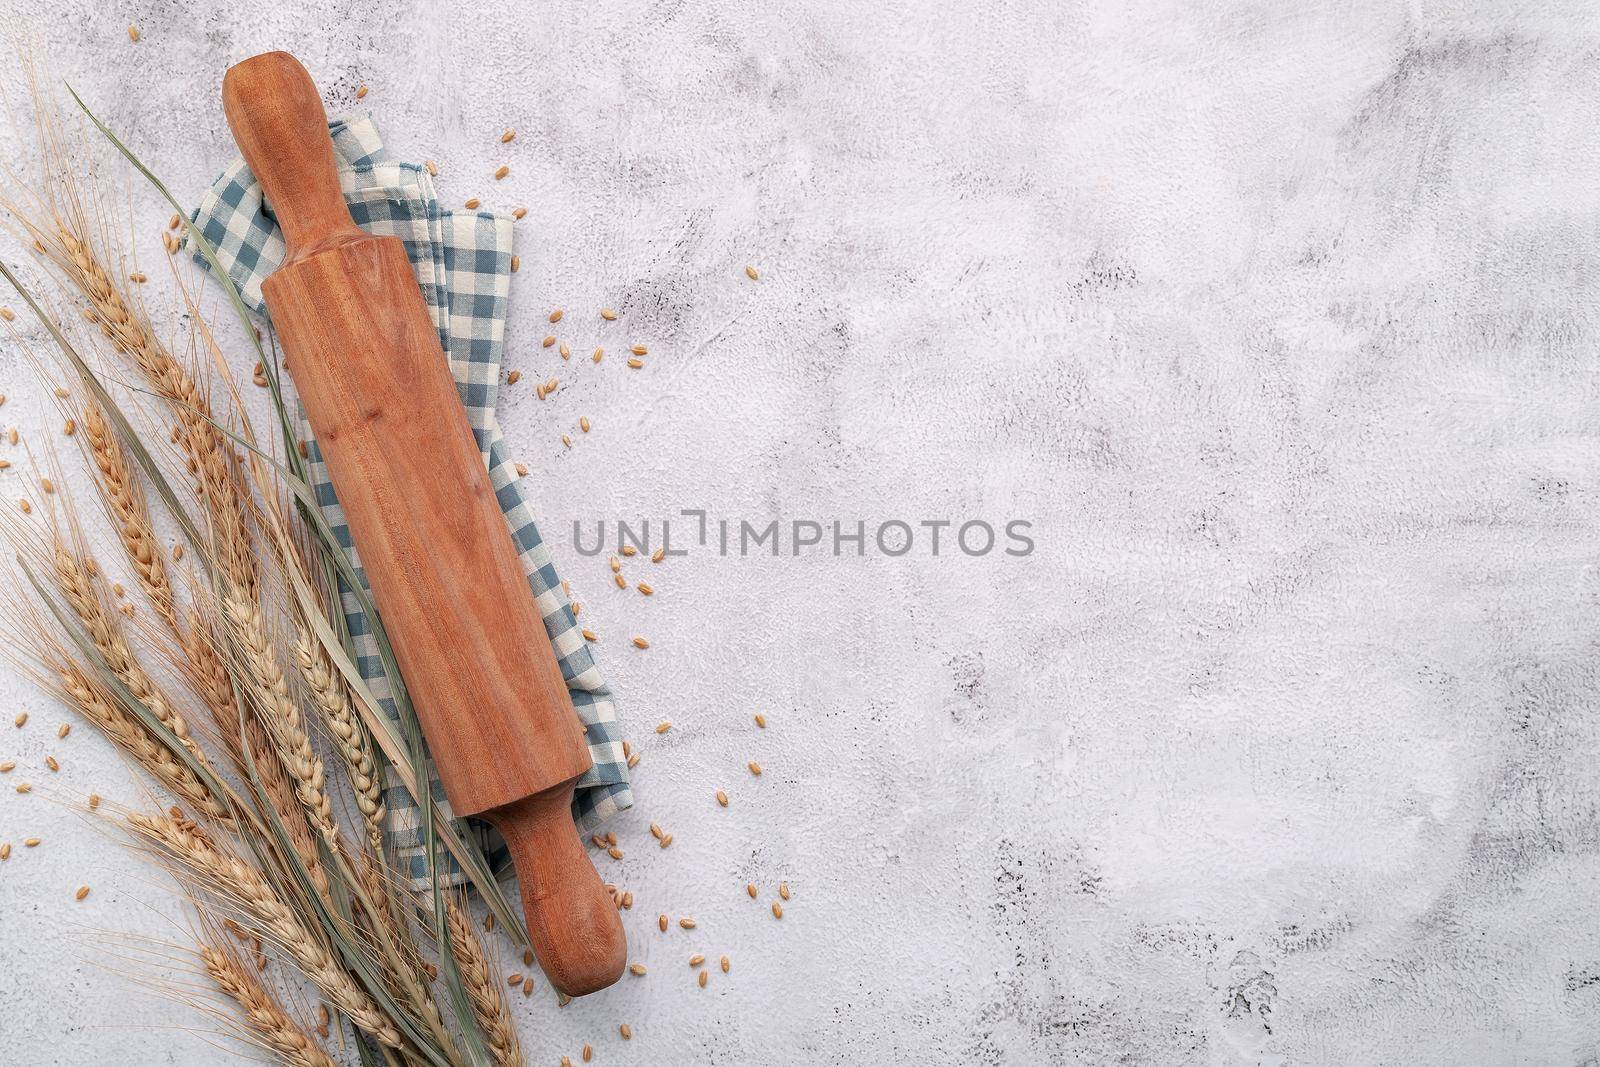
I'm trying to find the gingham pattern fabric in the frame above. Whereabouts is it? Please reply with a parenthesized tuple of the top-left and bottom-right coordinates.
(189, 116, 632, 888)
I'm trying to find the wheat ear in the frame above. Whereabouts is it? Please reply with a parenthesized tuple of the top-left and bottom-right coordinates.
(51, 541, 205, 764)
(56, 662, 229, 821)
(78, 399, 175, 630)
(178, 606, 330, 901)
(199, 941, 337, 1067)
(223, 592, 337, 846)
(445, 898, 524, 1067)
(295, 627, 385, 850)
(127, 812, 404, 1051)
(52, 226, 257, 594)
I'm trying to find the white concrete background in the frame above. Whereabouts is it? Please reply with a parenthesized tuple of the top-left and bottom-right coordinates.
(0, 0, 1597, 1063)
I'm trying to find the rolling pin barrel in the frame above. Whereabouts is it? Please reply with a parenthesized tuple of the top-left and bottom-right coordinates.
(221, 50, 625, 996)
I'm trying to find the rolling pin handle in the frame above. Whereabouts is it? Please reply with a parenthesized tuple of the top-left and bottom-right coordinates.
(221, 52, 362, 260)
(485, 785, 628, 996)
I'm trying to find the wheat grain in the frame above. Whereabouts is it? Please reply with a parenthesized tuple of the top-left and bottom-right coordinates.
(75, 885, 89, 900)
(716, 790, 728, 807)
(689, 954, 704, 967)
(620, 1023, 632, 1040)
(720, 955, 730, 973)
(779, 882, 790, 901)
(494, 165, 509, 180)
(630, 345, 647, 356)
(772, 902, 783, 919)
(748, 761, 762, 776)
(513, 207, 527, 220)
(698, 971, 708, 988)
(632, 636, 648, 649)
(745, 265, 759, 280)
(678, 917, 696, 930)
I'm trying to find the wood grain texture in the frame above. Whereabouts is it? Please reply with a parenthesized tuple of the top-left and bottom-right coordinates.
(222, 50, 623, 994)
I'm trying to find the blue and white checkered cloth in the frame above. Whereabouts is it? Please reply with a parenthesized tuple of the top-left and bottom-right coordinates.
(189, 115, 632, 888)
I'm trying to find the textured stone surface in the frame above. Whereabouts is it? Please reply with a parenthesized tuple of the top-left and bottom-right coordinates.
(0, 1, 1598, 1064)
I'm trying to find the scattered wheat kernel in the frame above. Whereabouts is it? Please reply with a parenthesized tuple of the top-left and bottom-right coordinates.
(689, 954, 705, 967)
(658, 914, 669, 932)
(610, 555, 621, 573)
(523, 977, 534, 995)
(679, 917, 696, 929)
(16, 499, 26, 515)
(660, 834, 673, 849)
(745, 265, 760, 280)
(507, 973, 523, 987)
(0, 308, 11, 322)
(356, 85, 370, 99)
(650, 823, 663, 841)
(45, 756, 58, 772)
(424, 159, 439, 176)
(127, 24, 139, 41)
(620, 1023, 632, 1040)
(75, 885, 90, 901)
(721, 955, 731, 973)
(542, 335, 557, 348)
(507, 369, 522, 384)
(0, 843, 8, 860)
(633, 636, 649, 649)
(88, 794, 100, 810)
(580, 416, 591, 433)
(608, 846, 623, 860)
(63, 418, 76, 437)
(621, 891, 633, 909)
(494, 165, 510, 180)
(162, 232, 176, 253)
(651, 548, 666, 564)
(511, 255, 521, 272)
(9, 428, 18, 444)
(40, 478, 52, 494)
(779, 882, 791, 901)
(129, 272, 147, 284)
(572, 602, 582, 617)
(630, 345, 648, 356)
(638, 582, 654, 596)
(698, 971, 708, 988)
(755, 713, 767, 728)
(17, 783, 31, 793)
(545, 376, 558, 392)
(615, 574, 627, 590)
(562, 434, 572, 448)
(592, 834, 607, 848)
(548, 308, 565, 323)
(716, 790, 729, 807)
(747, 883, 758, 899)
(581, 628, 598, 642)
(173, 544, 184, 561)
(15, 712, 27, 727)
(655, 722, 671, 734)
(515, 462, 529, 477)
(600, 308, 618, 321)
(606, 830, 618, 846)
(582, 1045, 593, 1063)
(57, 723, 70, 739)
(627, 752, 641, 768)
(562, 1058, 572, 1067)
(592, 347, 604, 363)
(0, 762, 9, 773)
(627, 358, 644, 369)
(318, 1005, 330, 1029)
(513, 206, 527, 220)
(464, 198, 481, 209)
(772, 902, 783, 919)
(24, 837, 39, 847)
(559, 342, 571, 359)
(0, 460, 11, 470)
(168, 213, 181, 230)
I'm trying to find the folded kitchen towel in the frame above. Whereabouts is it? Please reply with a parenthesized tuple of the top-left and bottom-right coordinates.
(188, 115, 632, 889)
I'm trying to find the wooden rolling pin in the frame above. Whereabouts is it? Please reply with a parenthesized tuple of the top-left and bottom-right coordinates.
(221, 51, 626, 996)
